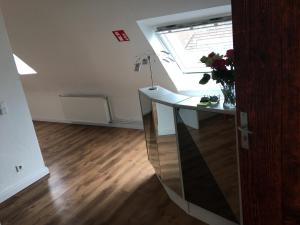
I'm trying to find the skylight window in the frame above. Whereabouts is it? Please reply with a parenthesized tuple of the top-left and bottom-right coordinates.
(157, 18, 233, 74)
(13, 54, 37, 75)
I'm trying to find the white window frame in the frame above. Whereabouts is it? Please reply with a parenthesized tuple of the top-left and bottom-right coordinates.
(137, 5, 232, 92)
(156, 17, 233, 75)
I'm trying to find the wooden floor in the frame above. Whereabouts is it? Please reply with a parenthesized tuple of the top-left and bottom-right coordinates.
(0, 122, 206, 225)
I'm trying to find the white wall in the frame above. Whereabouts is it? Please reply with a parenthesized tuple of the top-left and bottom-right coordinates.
(0, 8, 48, 203)
(0, 0, 230, 126)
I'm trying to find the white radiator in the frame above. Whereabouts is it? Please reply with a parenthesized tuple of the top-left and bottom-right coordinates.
(59, 95, 112, 124)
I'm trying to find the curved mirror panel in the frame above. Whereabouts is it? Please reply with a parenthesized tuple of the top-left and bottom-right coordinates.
(139, 92, 160, 177)
(154, 103, 183, 197)
(175, 108, 240, 223)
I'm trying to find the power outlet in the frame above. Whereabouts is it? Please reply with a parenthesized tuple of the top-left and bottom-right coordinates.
(15, 165, 23, 173)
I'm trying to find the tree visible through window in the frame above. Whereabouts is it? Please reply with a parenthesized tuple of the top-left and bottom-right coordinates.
(157, 19, 233, 74)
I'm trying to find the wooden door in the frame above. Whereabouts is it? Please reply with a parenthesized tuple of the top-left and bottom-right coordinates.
(231, 0, 300, 225)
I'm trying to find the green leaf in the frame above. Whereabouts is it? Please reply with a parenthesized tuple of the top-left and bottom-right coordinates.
(199, 73, 211, 85)
(200, 56, 208, 64)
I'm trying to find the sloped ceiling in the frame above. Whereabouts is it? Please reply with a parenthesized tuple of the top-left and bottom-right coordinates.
(0, 0, 230, 123)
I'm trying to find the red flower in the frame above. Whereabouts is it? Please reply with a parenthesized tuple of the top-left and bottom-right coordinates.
(225, 49, 234, 59)
(212, 58, 227, 70)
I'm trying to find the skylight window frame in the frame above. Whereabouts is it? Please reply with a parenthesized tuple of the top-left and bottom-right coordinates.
(156, 16, 233, 75)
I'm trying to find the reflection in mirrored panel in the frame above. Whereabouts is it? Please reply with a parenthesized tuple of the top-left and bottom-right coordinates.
(175, 108, 240, 223)
(139, 92, 160, 177)
(154, 103, 183, 197)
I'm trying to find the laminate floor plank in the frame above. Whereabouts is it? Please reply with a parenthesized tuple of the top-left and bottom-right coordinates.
(0, 122, 206, 225)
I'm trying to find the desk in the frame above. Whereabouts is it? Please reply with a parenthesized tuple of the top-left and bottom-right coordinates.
(139, 86, 240, 225)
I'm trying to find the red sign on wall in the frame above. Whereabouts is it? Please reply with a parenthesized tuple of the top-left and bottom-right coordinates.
(112, 30, 130, 42)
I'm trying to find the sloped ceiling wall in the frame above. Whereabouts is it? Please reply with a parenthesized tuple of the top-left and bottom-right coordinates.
(0, 0, 230, 124)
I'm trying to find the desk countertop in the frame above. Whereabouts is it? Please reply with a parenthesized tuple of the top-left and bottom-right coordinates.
(139, 86, 236, 115)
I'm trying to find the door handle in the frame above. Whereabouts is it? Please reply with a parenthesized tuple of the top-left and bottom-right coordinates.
(238, 112, 252, 150)
(238, 126, 253, 134)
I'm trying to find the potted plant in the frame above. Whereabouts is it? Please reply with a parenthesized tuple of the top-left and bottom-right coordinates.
(199, 49, 235, 108)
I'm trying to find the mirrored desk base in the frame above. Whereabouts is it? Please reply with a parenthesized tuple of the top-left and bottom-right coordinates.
(139, 86, 240, 225)
(159, 180, 238, 225)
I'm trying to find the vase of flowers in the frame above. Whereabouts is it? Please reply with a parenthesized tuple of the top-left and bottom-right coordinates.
(199, 49, 235, 109)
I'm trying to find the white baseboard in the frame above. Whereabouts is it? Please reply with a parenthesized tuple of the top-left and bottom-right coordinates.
(32, 117, 144, 130)
(158, 129, 176, 136)
(189, 202, 238, 225)
(0, 166, 49, 203)
(162, 183, 189, 212)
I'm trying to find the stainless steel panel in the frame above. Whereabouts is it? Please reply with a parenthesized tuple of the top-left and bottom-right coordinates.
(139, 92, 160, 177)
(139, 86, 190, 106)
(154, 103, 183, 197)
(175, 96, 236, 115)
(175, 108, 240, 223)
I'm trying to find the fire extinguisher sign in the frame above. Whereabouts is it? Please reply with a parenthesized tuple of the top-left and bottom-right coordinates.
(112, 30, 130, 42)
